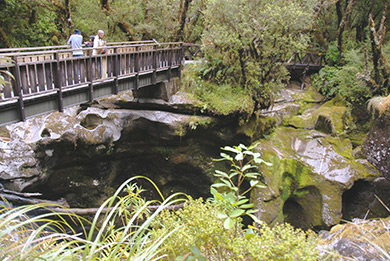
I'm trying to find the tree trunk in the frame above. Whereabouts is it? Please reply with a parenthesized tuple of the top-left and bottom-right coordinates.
(99, 0, 136, 41)
(335, 0, 343, 28)
(336, 0, 357, 57)
(369, 8, 390, 95)
(176, 0, 192, 42)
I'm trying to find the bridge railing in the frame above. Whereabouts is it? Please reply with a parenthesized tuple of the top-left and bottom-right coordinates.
(286, 52, 325, 67)
(0, 42, 183, 102)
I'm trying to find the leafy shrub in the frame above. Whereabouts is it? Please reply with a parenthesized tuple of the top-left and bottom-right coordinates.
(150, 144, 320, 260)
(150, 198, 320, 260)
(312, 47, 372, 104)
(0, 176, 187, 260)
(181, 62, 255, 116)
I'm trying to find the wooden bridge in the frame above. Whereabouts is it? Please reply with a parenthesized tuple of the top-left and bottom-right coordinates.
(285, 52, 325, 89)
(0, 42, 324, 126)
(0, 41, 185, 126)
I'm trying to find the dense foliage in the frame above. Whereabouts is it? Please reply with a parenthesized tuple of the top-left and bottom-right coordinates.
(2, 0, 390, 109)
(200, 0, 319, 108)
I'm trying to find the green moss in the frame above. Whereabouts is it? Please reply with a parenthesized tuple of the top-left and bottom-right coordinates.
(181, 65, 254, 116)
(238, 115, 277, 139)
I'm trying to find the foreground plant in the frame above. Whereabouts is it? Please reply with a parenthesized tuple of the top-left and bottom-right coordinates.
(150, 198, 320, 260)
(0, 176, 187, 260)
(150, 143, 321, 260)
(211, 143, 271, 230)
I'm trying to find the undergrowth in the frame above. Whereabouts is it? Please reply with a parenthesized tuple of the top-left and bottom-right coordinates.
(181, 62, 255, 116)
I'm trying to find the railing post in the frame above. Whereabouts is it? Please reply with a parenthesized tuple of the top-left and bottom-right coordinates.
(12, 56, 26, 121)
(135, 46, 140, 90)
(167, 44, 172, 81)
(152, 45, 157, 85)
(113, 47, 119, 94)
(87, 51, 94, 102)
(53, 52, 63, 112)
(179, 43, 185, 79)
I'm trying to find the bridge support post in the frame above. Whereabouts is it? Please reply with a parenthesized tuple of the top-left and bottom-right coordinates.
(135, 46, 140, 90)
(87, 52, 94, 102)
(113, 47, 119, 94)
(180, 43, 185, 79)
(152, 45, 157, 85)
(167, 44, 172, 81)
(53, 52, 63, 112)
(12, 56, 25, 121)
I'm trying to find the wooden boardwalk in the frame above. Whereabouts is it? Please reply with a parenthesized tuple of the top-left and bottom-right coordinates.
(0, 41, 185, 125)
(285, 52, 325, 88)
(0, 43, 324, 125)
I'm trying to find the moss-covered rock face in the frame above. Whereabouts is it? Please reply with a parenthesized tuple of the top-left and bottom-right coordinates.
(285, 95, 350, 136)
(251, 127, 379, 230)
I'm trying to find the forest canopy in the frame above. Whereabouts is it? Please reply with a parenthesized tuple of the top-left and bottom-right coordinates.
(1, 0, 390, 109)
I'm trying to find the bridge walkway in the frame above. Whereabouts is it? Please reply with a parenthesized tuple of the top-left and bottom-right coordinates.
(0, 41, 185, 126)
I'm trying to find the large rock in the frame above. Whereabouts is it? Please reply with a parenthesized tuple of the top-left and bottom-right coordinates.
(0, 90, 240, 207)
(362, 114, 390, 179)
(251, 127, 379, 230)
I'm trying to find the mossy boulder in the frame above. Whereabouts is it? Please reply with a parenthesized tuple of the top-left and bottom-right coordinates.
(251, 127, 379, 230)
(286, 96, 350, 135)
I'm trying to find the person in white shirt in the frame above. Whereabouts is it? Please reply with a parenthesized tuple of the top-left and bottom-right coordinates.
(67, 29, 83, 57)
(92, 30, 107, 55)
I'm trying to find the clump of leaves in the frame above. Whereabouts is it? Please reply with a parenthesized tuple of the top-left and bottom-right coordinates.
(181, 62, 255, 116)
(0, 176, 187, 260)
(211, 143, 271, 231)
(150, 198, 320, 260)
(312, 44, 374, 105)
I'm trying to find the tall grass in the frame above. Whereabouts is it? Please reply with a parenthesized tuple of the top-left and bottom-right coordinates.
(0, 176, 188, 260)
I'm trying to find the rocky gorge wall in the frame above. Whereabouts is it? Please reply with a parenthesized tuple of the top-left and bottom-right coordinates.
(0, 79, 388, 232)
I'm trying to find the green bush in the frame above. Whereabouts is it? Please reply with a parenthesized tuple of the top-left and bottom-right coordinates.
(181, 62, 255, 116)
(150, 198, 320, 260)
(313, 47, 372, 104)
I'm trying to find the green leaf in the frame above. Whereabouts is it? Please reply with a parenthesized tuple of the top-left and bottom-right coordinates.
(245, 228, 255, 240)
(245, 172, 260, 178)
(220, 152, 233, 161)
(222, 146, 241, 154)
(190, 246, 201, 257)
(234, 199, 249, 206)
(240, 203, 254, 209)
(238, 144, 248, 150)
(235, 152, 244, 161)
(221, 179, 233, 188)
(229, 171, 240, 179)
(224, 217, 235, 229)
(211, 183, 229, 188)
(217, 212, 228, 219)
(210, 187, 224, 201)
(247, 213, 262, 224)
(214, 170, 229, 178)
(248, 142, 260, 150)
(250, 180, 259, 187)
(241, 164, 256, 172)
(253, 157, 272, 166)
(229, 209, 245, 218)
(246, 208, 259, 214)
